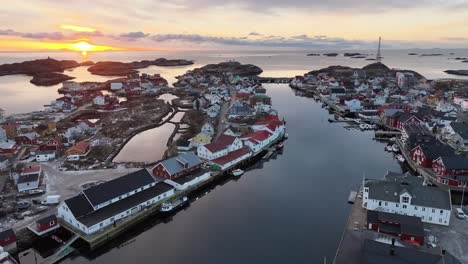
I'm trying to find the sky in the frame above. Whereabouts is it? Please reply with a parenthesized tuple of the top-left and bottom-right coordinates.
(0, 0, 468, 52)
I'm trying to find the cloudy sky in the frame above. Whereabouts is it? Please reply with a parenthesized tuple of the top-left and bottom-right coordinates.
(1, 0, 468, 51)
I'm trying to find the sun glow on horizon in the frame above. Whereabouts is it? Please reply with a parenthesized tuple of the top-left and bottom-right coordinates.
(0, 38, 122, 53)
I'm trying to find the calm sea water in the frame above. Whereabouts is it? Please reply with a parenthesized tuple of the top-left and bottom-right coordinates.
(1, 49, 468, 114)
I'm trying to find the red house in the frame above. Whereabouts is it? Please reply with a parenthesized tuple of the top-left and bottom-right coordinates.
(432, 156, 468, 177)
(367, 210, 424, 246)
(36, 215, 58, 232)
(39, 136, 63, 151)
(410, 143, 454, 168)
(0, 228, 17, 252)
(394, 112, 430, 130)
(14, 133, 39, 145)
(152, 152, 203, 180)
(66, 141, 90, 156)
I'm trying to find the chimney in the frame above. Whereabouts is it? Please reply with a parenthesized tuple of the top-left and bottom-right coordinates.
(390, 238, 395, 256)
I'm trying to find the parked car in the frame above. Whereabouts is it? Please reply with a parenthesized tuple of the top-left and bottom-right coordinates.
(16, 201, 31, 210)
(455, 208, 467, 219)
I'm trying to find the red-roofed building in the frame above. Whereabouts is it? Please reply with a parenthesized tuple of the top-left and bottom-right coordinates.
(66, 141, 90, 157)
(241, 130, 275, 153)
(211, 148, 252, 170)
(21, 165, 42, 176)
(197, 134, 243, 160)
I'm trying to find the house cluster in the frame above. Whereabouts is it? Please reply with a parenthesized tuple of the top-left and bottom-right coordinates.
(110, 73, 168, 97)
(402, 124, 468, 188)
(196, 114, 285, 170)
(59, 152, 209, 235)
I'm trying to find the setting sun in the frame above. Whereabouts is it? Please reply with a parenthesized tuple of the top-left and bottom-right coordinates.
(73, 41, 92, 55)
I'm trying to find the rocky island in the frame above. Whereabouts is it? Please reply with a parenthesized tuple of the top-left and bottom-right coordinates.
(306, 53, 320, 56)
(444, 70, 468, 76)
(0, 58, 82, 76)
(87, 58, 194, 76)
(30, 72, 75, 86)
(323, 53, 339, 57)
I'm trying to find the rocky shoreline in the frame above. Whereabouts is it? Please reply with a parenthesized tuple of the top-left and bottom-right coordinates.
(87, 58, 194, 76)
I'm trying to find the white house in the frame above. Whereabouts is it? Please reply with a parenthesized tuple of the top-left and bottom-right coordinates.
(93, 96, 106, 106)
(197, 134, 243, 160)
(17, 167, 42, 192)
(362, 172, 452, 226)
(110, 82, 123, 91)
(241, 130, 274, 153)
(0, 156, 9, 171)
(0, 128, 6, 142)
(345, 99, 363, 112)
(35, 151, 56, 162)
(201, 122, 215, 137)
(58, 169, 175, 235)
(210, 148, 252, 170)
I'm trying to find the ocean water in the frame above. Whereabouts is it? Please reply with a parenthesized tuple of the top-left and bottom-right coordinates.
(1, 49, 468, 114)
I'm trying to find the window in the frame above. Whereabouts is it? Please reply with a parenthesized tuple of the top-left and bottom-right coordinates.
(414, 206, 417, 210)
(403, 205, 407, 209)
(396, 204, 399, 208)
(440, 210, 443, 214)
(384, 202, 388, 206)
(429, 217, 432, 221)
(100, 223, 103, 227)
(364, 189, 368, 193)
(378, 201, 382, 206)
(402, 196, 409, 203)
(422, 208, 425, 212)
(432, 209, 435, 213)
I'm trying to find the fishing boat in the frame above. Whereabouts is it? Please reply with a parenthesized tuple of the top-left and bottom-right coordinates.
(396, 154, 405, 163)
(276, 142, 284, 150)
(385, 145, 393, 152)
(392, 144, 400, 153)
(160, 196, 188, 212)
(232, 169, 244, 177)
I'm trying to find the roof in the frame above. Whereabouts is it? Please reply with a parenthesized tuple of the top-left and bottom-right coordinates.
(411, 143, 454, 160)
(367, 210, 424, 237)
(362, 239, 460, 264)
(79, 182, 174, 227)
(204, 134, 237, 153)
(364, 172, 451, 210)
(22, 166, 41, 175)
(17, 173, 40, 184)
(0, 156, 8, 162)
(241, 130, 272, 142)
(382, 109, 404, 117)
(36, 214, 57, 225)
(0, 229, 15, 240)
(403, 124, 431, 137)
(211, 147, 251, 166)
(451, 122, 468, 140)
(83, 169, 156, 207)
(439, 155, 468, 170)
(70, 141, 90, 153)
(64, 194, 94, 219)
(157, 152, 203, 176)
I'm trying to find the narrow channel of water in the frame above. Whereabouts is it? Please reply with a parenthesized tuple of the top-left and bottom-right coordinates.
(62, 84, 401, 264)
(112, 123, 175, 164)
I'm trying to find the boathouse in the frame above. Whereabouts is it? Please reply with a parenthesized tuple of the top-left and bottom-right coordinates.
(432, 155, 468, 177)
(151, 152, 203, 180)
(58, 169, 175, 235)
(410, 143, 454, 168)
(367, 210, 424, 246)
(197, 134, 243, 161)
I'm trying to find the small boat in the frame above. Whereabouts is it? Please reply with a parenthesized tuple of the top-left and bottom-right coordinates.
(385, 145, 392, 152)
(392, 144, 400, 153)
(160, 196, 188, 212)
(263, 150, 274, 160)
(232, 169, 244, 177)
(283, 133, 289, 139)
(396, 154, 405, 163)
(276, 143, 284, 150)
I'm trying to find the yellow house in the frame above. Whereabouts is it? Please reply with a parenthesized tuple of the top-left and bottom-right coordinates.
(47, 121, 57, 132)
(191, 133, 212, 147)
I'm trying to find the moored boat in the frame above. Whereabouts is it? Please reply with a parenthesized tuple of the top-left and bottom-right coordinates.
(160, 196, 188, 212)
(396, 154, 405, 163)
(392, 144, 400, 153)
(232, 169, 244, 177)
(276, 143, 284, 150)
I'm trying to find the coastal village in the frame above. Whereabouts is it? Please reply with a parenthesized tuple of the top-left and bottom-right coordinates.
(290, 62, 468, 263)
(0, 60, 287, 263)
(0, 55, 468, 263)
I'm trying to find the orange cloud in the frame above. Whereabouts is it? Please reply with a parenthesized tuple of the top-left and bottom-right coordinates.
(60, 24, 97, 33)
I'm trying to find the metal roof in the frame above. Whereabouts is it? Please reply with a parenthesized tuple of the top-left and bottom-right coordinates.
(158, 152, 202, 176)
